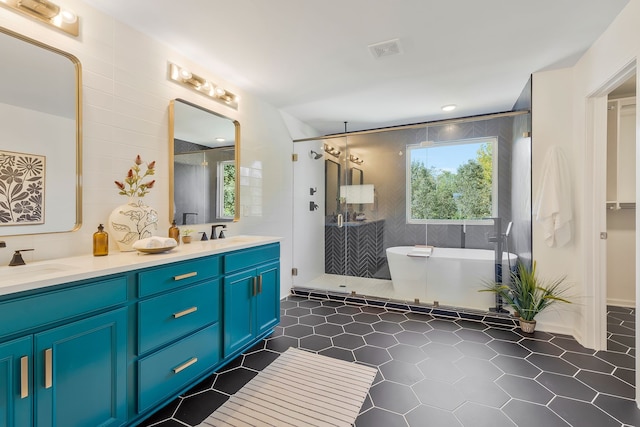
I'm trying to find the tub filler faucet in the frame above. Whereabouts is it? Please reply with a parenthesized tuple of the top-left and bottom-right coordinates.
(486, 217, 509, 313)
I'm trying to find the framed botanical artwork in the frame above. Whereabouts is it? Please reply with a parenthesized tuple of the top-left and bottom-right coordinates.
(0, 150, 45, 225)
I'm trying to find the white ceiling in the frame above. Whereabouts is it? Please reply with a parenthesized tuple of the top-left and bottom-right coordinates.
(82, 0, 630, 136)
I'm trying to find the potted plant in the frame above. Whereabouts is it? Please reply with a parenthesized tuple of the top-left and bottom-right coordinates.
(480, 261, 571, 333)
(181, 229, 194, 244)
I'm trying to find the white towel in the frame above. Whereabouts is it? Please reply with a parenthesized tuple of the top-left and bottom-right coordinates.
(132, 236, 178, 250)
(407, 245, 433, 257)
(534, 146, 572, 247)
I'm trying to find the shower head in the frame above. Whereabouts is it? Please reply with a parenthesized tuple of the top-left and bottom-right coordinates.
(505, 221, 513, 237)
(310, 150, 323, 160)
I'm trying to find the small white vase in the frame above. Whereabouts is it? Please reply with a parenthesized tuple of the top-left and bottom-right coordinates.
(108, 199, 158, 251)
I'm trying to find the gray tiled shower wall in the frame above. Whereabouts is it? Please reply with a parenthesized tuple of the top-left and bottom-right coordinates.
(345, 108, 531, 259)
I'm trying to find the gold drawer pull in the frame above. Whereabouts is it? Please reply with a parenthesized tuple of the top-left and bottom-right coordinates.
(258, 274, 263, 294)
(174, 271, 197, 281)
(20, 356, 28, 398)
(173, 306, 198, 319)
(44, 348, 52, 389)
(173, 357, 198, 374)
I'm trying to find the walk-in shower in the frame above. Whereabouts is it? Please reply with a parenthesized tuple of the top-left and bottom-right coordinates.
(292, 107, 532, 315)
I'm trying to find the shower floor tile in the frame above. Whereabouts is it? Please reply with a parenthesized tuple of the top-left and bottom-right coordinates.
(303, 273, 397, 299)
(139, 298, 637, 427)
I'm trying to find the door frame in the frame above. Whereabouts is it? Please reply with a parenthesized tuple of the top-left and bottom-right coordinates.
(583, 60, 637, 404)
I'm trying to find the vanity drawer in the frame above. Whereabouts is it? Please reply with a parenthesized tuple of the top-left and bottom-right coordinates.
(138, 256, 221, 298)
(0, 277, 127, 338)
(138, 323, 221, 412)
(224, 243, 279, 274)
(138, 279, 221, 354)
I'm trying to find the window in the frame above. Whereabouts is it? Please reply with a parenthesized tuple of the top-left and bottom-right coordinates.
(217, 160, 236, 219)
(406, 137, 497, 223)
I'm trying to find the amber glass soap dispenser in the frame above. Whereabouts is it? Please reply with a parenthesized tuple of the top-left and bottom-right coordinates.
(169, 220, 180, 245)
(93, 224, 109, 256)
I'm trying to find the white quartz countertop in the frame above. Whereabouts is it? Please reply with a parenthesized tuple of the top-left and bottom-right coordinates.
(0, 235, 281, 297)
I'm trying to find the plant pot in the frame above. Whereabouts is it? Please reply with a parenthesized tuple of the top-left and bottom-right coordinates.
(182, 235, 192, 244)
(108, 199, 158, 251)
(519, 318, 536, 334)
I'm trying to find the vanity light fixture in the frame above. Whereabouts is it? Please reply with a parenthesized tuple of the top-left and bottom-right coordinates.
(441, 104, 457, 112)
(0, 0, 79, 36)
(168, 62, 239, 109)
(323, 143, 341, 158)
(349, 154, 364, 165)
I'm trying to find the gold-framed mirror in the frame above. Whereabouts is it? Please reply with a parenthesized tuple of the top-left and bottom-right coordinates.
(169, 99, 240, 225)
(0, 26, 82, 235)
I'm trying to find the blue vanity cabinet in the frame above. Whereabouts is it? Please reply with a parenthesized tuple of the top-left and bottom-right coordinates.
(0, 276, 129, 427)
(136, 256, 223, 414)
(0, 240, 281, 426)
(223, 243, 280, 358)
(0, 336, 32, 427)
(223, 269, 257, 356)
(255, 262, 280, 337)
(34, 308, 128, 427)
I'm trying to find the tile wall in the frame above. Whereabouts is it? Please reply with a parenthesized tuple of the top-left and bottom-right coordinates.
(0, 0, 294, 295)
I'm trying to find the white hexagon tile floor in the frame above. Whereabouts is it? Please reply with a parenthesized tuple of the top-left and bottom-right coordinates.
(138, 298, 638, 427)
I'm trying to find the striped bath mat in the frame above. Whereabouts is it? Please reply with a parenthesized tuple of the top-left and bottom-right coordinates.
(200, 347, 377, 427)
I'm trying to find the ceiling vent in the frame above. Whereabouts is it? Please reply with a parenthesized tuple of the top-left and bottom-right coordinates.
(368, 38, 403, 59)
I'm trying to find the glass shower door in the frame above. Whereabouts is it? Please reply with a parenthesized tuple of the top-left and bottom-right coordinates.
(291, 137, 351, 293)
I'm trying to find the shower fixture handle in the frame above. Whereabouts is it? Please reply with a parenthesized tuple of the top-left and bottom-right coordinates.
(505, 221, 513, 237)
(337, 214, 344, 228)
(309, 201, 319, 211)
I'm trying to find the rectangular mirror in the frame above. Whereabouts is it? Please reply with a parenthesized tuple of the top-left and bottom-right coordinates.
(169, 99, 240, 225)
(0, 26, 81, 235)
(325, 159, 341, 216)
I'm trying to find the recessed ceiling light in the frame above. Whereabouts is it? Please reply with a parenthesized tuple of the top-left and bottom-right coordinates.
(441, 104, 457, 112)
(215, 137, 225, 142)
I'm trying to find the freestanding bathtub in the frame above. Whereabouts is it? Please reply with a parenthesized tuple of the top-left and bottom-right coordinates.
(385, 246, 518, 311)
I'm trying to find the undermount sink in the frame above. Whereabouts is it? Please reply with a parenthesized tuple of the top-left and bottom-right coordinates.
(210, 236, 263, 246)
(0, 263, 78, 281)
(224, 236, 261, 243)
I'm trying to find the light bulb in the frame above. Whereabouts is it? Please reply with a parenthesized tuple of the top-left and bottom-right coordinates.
(58, 9, 77, 24)
(179, 68, 192, 80)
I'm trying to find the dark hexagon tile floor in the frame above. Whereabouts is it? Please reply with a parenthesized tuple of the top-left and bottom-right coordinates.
(138, 298, 637, 427)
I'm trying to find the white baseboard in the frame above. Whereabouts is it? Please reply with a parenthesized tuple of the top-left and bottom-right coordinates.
(606, 298, 635, 308)
(534, 321, 575, 337)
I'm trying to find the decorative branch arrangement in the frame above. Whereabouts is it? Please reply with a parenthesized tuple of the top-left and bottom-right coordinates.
(114, 154, 156, 198)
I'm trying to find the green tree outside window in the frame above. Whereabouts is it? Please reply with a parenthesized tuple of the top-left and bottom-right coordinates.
(409, 139, 495, 221)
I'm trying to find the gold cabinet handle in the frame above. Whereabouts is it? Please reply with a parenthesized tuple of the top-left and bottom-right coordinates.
(44, 348, 52, 389)
(252, 277, 257, 296)
(174, 272, 197, 281)
(173, 357, 198, 374)
(173, 306, 198, 319)
(258, 275, 263, 294)
(20, 356, 28, 399)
